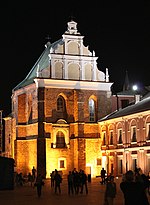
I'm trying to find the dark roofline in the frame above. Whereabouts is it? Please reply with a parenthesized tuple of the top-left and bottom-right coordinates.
(98, 96, 150, 122)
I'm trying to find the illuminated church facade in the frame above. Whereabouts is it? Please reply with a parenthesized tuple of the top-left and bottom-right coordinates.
(7, 20, 150, 178)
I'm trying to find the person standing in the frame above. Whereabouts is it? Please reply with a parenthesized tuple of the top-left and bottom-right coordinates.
(101, 168, 106, 185)
(147, 171, 150, 195)
(120, 170, 149, 205)
(54, 169, 62, 194)
(72, 168, 80, 194)
(32, 166, 36, 181)
(80, 169, 88, 194)
(67, 171, 74, 195)
(35, 173, 44, 198)
(50, 171, 55, 188)
(104, 176, 116, 205)
(27, 172, 33, 187)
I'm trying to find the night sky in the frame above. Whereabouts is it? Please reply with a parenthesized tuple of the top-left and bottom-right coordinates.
(1, 2, 150, 116)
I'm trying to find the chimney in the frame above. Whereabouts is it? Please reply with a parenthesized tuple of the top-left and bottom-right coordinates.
(135, 94, 140, 103)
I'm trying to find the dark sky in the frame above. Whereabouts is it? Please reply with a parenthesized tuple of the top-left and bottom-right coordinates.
(1, 2, 150, 116)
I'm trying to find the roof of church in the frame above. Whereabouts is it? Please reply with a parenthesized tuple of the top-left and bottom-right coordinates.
(13, 39, 64, 91)
(98, 94, 150, 122)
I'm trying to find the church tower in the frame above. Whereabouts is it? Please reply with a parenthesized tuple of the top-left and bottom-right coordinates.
(12, 20, 113, 178)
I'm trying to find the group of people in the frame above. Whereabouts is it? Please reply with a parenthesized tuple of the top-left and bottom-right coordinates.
(50, 169, 62, 194)
(15, 166, 150, 203)
(102, 167, 150, 205)
(67, 168, 88, 195)
(14, 166, 37, 187)
(120, 168, 150, 205)
(50, 168, 88, 195)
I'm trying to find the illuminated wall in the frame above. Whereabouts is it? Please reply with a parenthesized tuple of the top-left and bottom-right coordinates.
(16, 139, 37, 175)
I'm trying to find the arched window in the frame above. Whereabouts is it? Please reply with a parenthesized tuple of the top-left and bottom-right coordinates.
(56, 131, 66, 148)
(89, 98, 95, 122)
(131, 127, 137, 142)
(110, 131, 113, 145)
(57, 96, 65, 111)
(118, 129, 123, 144)
(103, 132, 106, 145)
(146, 124, 150, 140)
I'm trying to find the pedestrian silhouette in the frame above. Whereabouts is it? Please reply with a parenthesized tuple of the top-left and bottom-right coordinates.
(101, 168, 106, 185)
(80, 169, 88, 194)
(104, 175, 116, 205)
(54, 169, 62, 194)
(67, 171, 74, 195)
(120, 170, 149, 205)
(34, 173, 44, 198)
(50, 171, 55, 188)
(27, 172, 33, 186)
(32, 166, 36, 181)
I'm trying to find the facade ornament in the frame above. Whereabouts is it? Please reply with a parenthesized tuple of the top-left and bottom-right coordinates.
(105, 67, 109, 82)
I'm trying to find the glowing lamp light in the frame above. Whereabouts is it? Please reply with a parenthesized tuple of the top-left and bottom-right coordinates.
(132, 85, 138, 91)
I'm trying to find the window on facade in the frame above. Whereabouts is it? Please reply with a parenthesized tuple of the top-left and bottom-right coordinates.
(118, 129, 123, 144)
(56, 131, 66, 148)
(89, 98, 95, 122)
(103, 133, 106, 145)
(147, 124, 150, 140)
(110, 131, 113, 145)
(59, 160, 65, 168)
(131, 127, 136, 142)
(57, 96, 65, 111)
(118, 159, 123, 174)
(97, 158, 101, 166)
(132, 158, 137, 171)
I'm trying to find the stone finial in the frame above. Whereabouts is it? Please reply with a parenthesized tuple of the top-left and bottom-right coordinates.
(105, 68, 109, 82)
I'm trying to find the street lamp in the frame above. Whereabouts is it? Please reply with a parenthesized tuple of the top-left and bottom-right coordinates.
(132, 85, 138, 92)
(132, 85, 140, 103)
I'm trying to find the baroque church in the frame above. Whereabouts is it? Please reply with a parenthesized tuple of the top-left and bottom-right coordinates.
(4, 19, 150, 178)
(11, 20, 113, 178)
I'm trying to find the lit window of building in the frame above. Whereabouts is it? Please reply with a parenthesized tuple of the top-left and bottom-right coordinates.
(147, 124, 150, 140)
(58, 158, 66, 170)
(118, 129, 123, 144)
(102, 132, 106, 145)
(89, 98, 95, 122)
(131, 127, 137, 142)
(110, 131, 113, 145)
(56, 131, 66, 148)
(57, 96, 65, 111)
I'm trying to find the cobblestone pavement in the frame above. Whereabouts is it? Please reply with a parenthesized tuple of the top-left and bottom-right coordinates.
(0, 177, 150, 205)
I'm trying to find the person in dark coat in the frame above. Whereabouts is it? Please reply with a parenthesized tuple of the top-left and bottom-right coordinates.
(104, 176, 116, 205)
(67, 171, 74, 195)
(35, 173, 44, 198)
(72, 168, 80, 194)
(50, 171, 55, 188)
(32, 166, 36, 181)
(80, 169, 88, 194)
(101, 168, 106, 184)
(120, 170, 149, 205)
(54, 169, 62, 194)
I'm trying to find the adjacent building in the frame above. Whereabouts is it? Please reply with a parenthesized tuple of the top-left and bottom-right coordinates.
(99, 91, 150, 176)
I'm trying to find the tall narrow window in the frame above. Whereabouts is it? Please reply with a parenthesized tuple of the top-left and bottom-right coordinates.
(110, 131, 113, 145)
(56, 131, 66, 148)
(131, 127, 136, 142)
(118, 159, 123, 174)
(89, 98, 95, 122)
(57, 96, 65, 111)
(59, 160, 65, 168)
(58, 158, 66, 170)
(103, 132, 106, 145)
(147, 124, 150, 140)
(118, 129, 123, 144)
